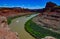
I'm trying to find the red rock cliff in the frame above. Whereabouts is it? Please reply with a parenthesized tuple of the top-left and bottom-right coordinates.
(0, 15, 19, 39)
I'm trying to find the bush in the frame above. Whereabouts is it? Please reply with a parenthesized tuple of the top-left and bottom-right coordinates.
(7, 17, 12, 24)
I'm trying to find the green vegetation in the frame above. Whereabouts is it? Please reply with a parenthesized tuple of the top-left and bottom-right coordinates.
(7, 13, 36, 24)
(7, 14, 33, 24)
(7, 15, 22, 24)
(7, 17, 12, 24)
(25, 19, 60, 39)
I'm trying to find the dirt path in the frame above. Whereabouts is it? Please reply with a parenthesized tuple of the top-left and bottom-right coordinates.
(9, 14, 39, 39)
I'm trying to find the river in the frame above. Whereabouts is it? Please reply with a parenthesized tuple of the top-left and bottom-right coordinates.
(9, 14, 39, 39)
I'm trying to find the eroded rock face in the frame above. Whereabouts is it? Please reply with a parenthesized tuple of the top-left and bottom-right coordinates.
(45, 2, 57, 8)
(44, 2, 60, 12)
(33, 12, 60, 33)
(0, 15, 19, 39)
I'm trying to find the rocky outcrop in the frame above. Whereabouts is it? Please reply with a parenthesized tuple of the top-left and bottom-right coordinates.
(0, 7, 34, 17)
(33, 12, 60, 33)
(0, 15, 19, 39)
(44, 2, 60, 12)
(45, 2, 57, 8)
(33, 2, 60, 13)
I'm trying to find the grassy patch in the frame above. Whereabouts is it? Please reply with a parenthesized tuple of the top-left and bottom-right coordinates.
(25, 19, 60, 39)
(7, 15, 22, 24)
(7, 14, 34, 24)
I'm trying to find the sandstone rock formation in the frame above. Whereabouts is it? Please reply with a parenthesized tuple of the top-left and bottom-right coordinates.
(45, 2, 60, 12)
(32, 2, 60, 32)
(0, 15, 19, 39)
(0, 7, 34, 17)
(45, 2, 57, 8)
(33, 12, 60, 33)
